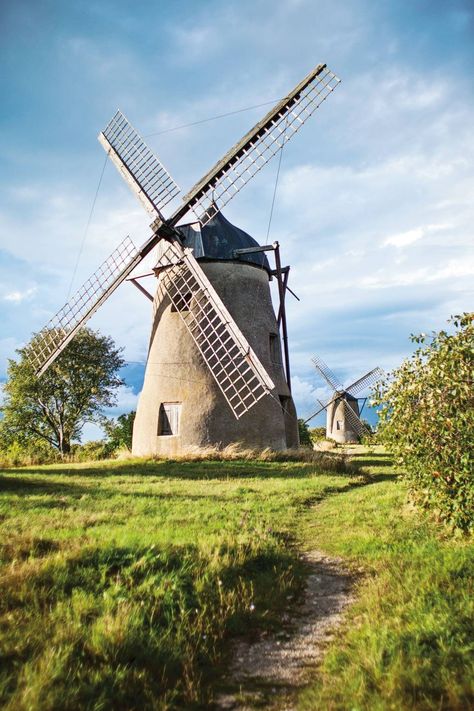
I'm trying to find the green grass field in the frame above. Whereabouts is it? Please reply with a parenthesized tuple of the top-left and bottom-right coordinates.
(0, 449, 472, 709)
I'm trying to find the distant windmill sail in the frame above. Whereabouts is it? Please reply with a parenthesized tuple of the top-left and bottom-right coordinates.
(345, 367, 383, 396)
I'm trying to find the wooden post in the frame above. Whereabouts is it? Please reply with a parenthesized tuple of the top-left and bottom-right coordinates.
(273, 241, 291, 393)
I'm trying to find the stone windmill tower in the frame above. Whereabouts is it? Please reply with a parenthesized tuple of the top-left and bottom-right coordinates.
(27, 63, 341, 455)
(133, 212, 298, 455)
(306, 356, 382, 443)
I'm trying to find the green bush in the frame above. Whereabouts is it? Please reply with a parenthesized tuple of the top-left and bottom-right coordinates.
(0, 439, 60, 468)
(71, 440, 116, 462)
(374, 313, 473, 533)
(309, 426, 326, 442)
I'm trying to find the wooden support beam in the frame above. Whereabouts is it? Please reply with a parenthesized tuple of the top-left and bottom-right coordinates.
(273, 242, 292, 393)
(129, 278, 153, 302)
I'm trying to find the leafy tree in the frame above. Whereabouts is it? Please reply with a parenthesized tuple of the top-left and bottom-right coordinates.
(103, 410, 136, 451)
(298, 418, 313, 448)
(373, 313, 473, 532)
(1, 328, 124, 456)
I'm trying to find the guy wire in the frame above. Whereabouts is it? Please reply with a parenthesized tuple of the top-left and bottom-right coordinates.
(144, 99, 280, 138)
(67, 154, 108, 299)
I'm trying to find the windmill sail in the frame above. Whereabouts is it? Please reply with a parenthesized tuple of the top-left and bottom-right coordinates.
(30, 60, 340, 418)
(311, 354, 343, 391)
(28, 237, 140, 375)
(346, 367, 383, 396)
(342, 399, 370, 438)
(155, 241, 275, 418)
(178, 64, 340, 226)
(99, 110, 180, 219)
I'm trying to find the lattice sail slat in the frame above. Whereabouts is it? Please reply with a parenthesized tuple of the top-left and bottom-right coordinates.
(99, 110, 180, 218)
(342, 400, 370, 438)
(28, 237, 140, 375)
(183, 66, 340, 226)
(311, 354, 343, 392)
(155, 241, 275, 418)
(346, 367, 383, 396)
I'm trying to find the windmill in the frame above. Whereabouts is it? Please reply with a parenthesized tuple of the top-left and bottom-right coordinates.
(27, 63, 341, 455)
(306, 356, 382, 443)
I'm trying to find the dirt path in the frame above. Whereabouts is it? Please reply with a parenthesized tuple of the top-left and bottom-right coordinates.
(214, 551, 355, 710)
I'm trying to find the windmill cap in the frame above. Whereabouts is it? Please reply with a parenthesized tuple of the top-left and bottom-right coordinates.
(177, 211, 271, 273)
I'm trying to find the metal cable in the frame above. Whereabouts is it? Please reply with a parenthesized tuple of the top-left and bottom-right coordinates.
(67, 154, 108, 299)
(143, 99, 280, 138)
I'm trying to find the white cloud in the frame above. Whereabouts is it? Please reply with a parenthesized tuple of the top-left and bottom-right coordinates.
(383, 227, 424, 248)
(382, 223, 452, 248)
(108, 385, 139, 414)
(4, 287, 36, 303)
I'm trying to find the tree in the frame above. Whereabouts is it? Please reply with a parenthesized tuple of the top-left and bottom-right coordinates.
(1, 328, 124, 456)
(373, 313, 473, 532)
(298, 418, 313, 448)
(103, 411, 136, 451)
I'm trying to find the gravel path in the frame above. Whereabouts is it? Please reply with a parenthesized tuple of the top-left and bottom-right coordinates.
(214, 551, 355, 710)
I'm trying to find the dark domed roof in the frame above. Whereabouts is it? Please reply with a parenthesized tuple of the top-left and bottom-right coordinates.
(177, 211, 271, 272)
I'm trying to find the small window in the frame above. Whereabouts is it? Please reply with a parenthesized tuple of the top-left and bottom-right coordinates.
(171, 292, 192, 312)
(336, 420, 343, 431)
(279, 395, 290, 414)
(158, 403, 181, 436)
(269, 333, 282, 363)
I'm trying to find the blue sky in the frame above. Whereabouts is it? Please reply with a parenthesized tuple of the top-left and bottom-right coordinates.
(1, 0, 473, 434)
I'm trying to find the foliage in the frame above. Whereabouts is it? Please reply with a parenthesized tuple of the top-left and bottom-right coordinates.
(299, 447, 474, 711)
(0, 456, 361, 708)
(298, 418, 313, 447)
(309, 426, 327, 442)
(373, 313, 474, 533)
(103, 410, 135, 451)
(0, 438, 59, 468)
(0, 328, 124, 456)
(70, 440, 116, 462)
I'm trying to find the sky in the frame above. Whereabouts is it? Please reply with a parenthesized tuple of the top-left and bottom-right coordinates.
(1, 0, 473, 436)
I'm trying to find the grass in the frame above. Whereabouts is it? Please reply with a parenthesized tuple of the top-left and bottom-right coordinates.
(0, 449, 472, 709)
(297, 448, 474, 711)
(0, 452, 361, 709)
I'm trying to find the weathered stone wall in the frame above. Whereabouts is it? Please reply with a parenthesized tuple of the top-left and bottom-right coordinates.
(132, 260, 299, 455)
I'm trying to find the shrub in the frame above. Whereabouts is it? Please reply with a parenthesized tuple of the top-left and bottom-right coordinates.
(374, 313, 473, 533)
(309, 426, 327, 442)
(0, 438, 60, 468)
(71, 440, 116, 462)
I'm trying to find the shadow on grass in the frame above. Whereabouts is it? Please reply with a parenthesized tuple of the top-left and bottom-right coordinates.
(349, 451, 395, 468)
(0, 475, 94, 497)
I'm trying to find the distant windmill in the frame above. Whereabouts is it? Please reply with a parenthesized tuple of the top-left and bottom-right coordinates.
(27, 63, 341, 455)
(306, 356, 382, 443)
